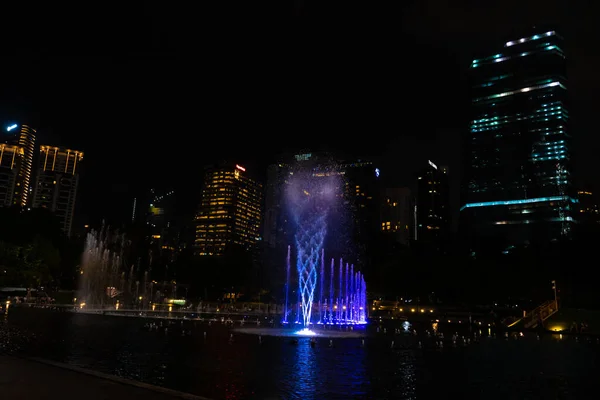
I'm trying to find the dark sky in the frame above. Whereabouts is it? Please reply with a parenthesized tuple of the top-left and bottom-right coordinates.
(1, 1, 598, 229)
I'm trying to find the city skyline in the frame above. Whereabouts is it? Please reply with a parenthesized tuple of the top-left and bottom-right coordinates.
(1, 1, 599, 229)
(2, 7, 600, 400)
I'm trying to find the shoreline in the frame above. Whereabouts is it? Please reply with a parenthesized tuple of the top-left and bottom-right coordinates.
(0, 354, 211, 400)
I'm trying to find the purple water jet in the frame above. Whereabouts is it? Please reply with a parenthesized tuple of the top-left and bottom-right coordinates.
(284, 168, 368, 329)
(283, 245, 291, 324)
(282, 253, 367, 326)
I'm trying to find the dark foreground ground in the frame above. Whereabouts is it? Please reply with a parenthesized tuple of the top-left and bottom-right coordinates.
(0, 355, 209, 400)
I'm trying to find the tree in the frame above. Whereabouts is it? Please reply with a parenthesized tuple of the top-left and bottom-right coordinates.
(0, 240, 53, 287)
(0, 207, 73, 289)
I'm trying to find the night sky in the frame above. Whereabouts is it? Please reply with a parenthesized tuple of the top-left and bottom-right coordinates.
(1, 1, 598, 229)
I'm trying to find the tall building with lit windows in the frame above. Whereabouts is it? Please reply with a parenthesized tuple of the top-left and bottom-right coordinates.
(32, 145, 84, 237)
(2, 123, 36, 207)
(462, 29, 576, 248)
(416, 161, 450, 249)
(13, 125, 36, 206)
(380, 187, 412, 246)
(0, 143, 24, 206)
(577, 190, 599, 225)
(195, 163, 263, 256)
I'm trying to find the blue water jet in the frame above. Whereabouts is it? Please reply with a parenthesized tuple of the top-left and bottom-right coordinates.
(283, 170, 367, 329)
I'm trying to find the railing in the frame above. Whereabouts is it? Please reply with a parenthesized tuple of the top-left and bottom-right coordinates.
(523, 299, 558, 329)
(20, 303, 285, 316)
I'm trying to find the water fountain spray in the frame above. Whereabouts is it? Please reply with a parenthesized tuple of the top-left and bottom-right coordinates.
(284, 169, 367, 331)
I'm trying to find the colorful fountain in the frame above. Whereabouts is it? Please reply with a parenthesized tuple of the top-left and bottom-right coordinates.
(282, 167, 367, 333)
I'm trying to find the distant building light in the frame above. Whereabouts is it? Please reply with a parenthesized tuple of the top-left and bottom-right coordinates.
(294, 153, 312, 161)
(375, 168, 380, 177)
(235, 164, 246, 172)
(428, 160, 437, 170)
(461, 196, 578, 211)
(6, 124, 17, 131)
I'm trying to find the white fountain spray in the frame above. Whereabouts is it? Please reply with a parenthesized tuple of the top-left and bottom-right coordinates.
(78, 228, 127, 308)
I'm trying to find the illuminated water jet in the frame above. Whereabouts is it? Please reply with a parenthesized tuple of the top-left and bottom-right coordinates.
(283, 249, 367, 328)
(234, 326, 366, 338)
(283, 169, 368, 330)
(295, 328, 317, 336)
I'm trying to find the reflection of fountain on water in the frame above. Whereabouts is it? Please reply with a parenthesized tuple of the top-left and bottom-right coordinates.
(234, 326, 367, 338)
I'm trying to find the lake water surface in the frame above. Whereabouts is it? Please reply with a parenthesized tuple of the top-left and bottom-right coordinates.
(2, 307, 597, 399)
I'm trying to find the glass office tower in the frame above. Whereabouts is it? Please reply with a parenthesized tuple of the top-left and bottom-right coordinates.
(462, 30, 576, 246)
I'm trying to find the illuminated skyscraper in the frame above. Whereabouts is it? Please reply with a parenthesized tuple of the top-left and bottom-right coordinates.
(32, 145, 84, 237)
(14, 125, 36, 206)
(0, 143, 24, 206)
(195, 163, 263, 256)
(2, 123, 36, 207)
(462, 29, 576, 247)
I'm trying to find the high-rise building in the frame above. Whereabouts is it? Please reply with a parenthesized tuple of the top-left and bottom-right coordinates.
(13, 125, 36, 207)
(462, 29, 576, 247)
(195, 163, 263, 256)
(380, 187, 412, 246)
(146, 189, 184, 276)
(263, 162, 289, 250)
(416, 160, 450, 246)
(344, 159, 383, 266)
(2, 123, 36, 207)
(0, 143, 24, 206)
(32, 145, 84, 237)
(577, 190, 599, 225)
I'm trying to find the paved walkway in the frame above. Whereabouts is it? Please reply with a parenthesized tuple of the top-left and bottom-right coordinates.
(0, 355, 210, 400)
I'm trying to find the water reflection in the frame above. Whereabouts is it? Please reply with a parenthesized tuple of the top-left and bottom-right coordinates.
(398, 350, 417, 399)
(288, 340, 318, 399)
(270, 337, 370, 399)
(4, 308, 599, 399)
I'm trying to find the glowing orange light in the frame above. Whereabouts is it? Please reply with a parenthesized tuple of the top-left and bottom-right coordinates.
(235, 164, 245, 171)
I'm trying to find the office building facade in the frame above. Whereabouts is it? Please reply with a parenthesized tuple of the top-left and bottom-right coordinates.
(577, 190, 599, 225)
(32, 145, 83, 237)
(2, 123, 36, 207)
(463, 29, 576, 246)
(380, 187, 412, 246)
(416, 161, 450, 246)
(13, 125, 36, 207)
(263, 162, 289, 250)
(146, 189, 186, 277)
(195, 163, 263, 256)
(0, 143, 24, 206)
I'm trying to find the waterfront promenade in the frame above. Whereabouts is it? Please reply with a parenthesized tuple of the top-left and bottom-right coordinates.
(0, 355, 209, 400)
